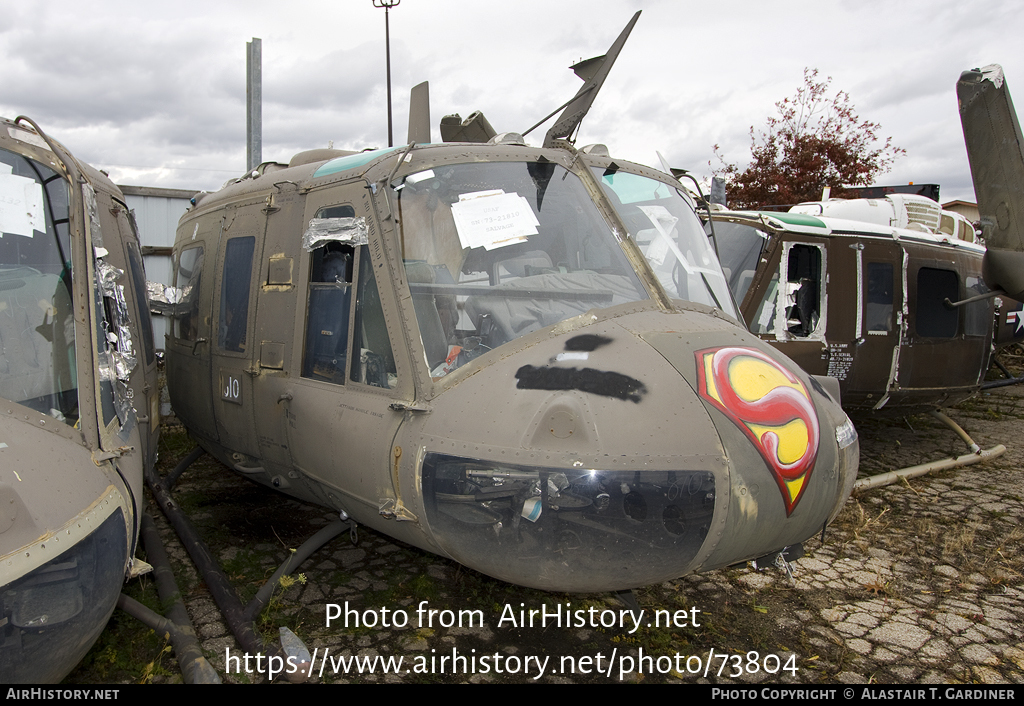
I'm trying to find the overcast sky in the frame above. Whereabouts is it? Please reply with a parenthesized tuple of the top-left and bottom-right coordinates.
(3, 0, 1022, 204)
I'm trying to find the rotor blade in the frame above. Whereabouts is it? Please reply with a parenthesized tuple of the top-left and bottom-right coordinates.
(541, 10, 640, 148)
(958, 64, 1024, 298)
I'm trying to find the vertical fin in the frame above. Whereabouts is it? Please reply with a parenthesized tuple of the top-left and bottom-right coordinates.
(408, 81, 431, 145)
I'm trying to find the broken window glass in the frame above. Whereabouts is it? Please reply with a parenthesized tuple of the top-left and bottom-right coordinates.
(87, 185, 137, 427)
(301, 203, 366, 252)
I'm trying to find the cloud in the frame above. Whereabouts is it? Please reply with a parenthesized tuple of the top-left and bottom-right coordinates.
(3, 0, 1024, 197)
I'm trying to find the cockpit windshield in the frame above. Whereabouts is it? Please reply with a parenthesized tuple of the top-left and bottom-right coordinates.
(395, 161, 649, 378)
(592, 168, 738, 320)
(0, 146, 77, 424)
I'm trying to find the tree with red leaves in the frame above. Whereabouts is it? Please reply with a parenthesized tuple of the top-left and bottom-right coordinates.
(713, 69, 906, 209)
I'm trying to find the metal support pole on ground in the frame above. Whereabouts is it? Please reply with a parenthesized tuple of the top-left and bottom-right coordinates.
(144, 451, 343, 681)
(120, 513, 221, 683)
(145, 461, 284, 676)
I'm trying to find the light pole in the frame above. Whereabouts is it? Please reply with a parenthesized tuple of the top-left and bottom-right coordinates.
(373, 0, 400, 148)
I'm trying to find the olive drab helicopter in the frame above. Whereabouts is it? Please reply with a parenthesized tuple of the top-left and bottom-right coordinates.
(0, 116, 159, 682)
(164, 12, 859, 594)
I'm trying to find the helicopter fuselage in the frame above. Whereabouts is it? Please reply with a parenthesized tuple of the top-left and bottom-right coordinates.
(166, 142, 858, 592)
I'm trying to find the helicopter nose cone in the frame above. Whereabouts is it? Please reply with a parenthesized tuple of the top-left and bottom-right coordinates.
(409, 308, 856, 591)
(410, 313, 732, 592)
(639, 329, 858, 571)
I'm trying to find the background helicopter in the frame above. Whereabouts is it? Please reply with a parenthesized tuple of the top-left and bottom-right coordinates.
(162, 12, 858, 596)
(704, 196, 997, 414)
(0, 115, 159, 682)
(629, 61, 1024, 419)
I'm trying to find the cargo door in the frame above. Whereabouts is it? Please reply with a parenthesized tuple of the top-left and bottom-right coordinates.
(250, 188, 303, 473)
(166, 219, 217, 443)
(209, 204, 262, 461)
(844, 240, 904, 409)
(891, 249, 993, 407)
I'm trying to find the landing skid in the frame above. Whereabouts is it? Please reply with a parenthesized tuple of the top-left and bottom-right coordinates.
(853, 410, 1005, 493)
(983, 354, 1024, 390)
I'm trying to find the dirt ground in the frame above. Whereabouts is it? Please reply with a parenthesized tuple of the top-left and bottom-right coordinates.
(64, 357, 1024, 685)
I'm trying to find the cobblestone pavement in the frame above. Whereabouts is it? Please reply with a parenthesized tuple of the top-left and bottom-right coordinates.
(67, 385, 1024, 684)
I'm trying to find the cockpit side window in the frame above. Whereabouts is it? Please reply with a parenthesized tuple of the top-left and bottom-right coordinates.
(125, 233, 156, 367)
(173, 245, 204, 342)
(713, 221, 768, 306)
(350, 245, 398, 389)
(751, 270, 780, 335)
(593, 169, 737, 318)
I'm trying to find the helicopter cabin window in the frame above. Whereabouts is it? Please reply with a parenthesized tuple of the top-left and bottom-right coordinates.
(865, 262, 894, 333)
(0, 146, 78, 425)
(174, 245, 205, 341)
(939, 214, 955, 237)
(781, 242, 824, 339)
(218, 236, 255, 352)
(915, 267, 959, 338)
(959, 219, 976, 243)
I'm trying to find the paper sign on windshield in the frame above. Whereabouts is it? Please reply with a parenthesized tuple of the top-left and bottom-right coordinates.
(0, 172, 45, 238)
(451, 190, 539, 250)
